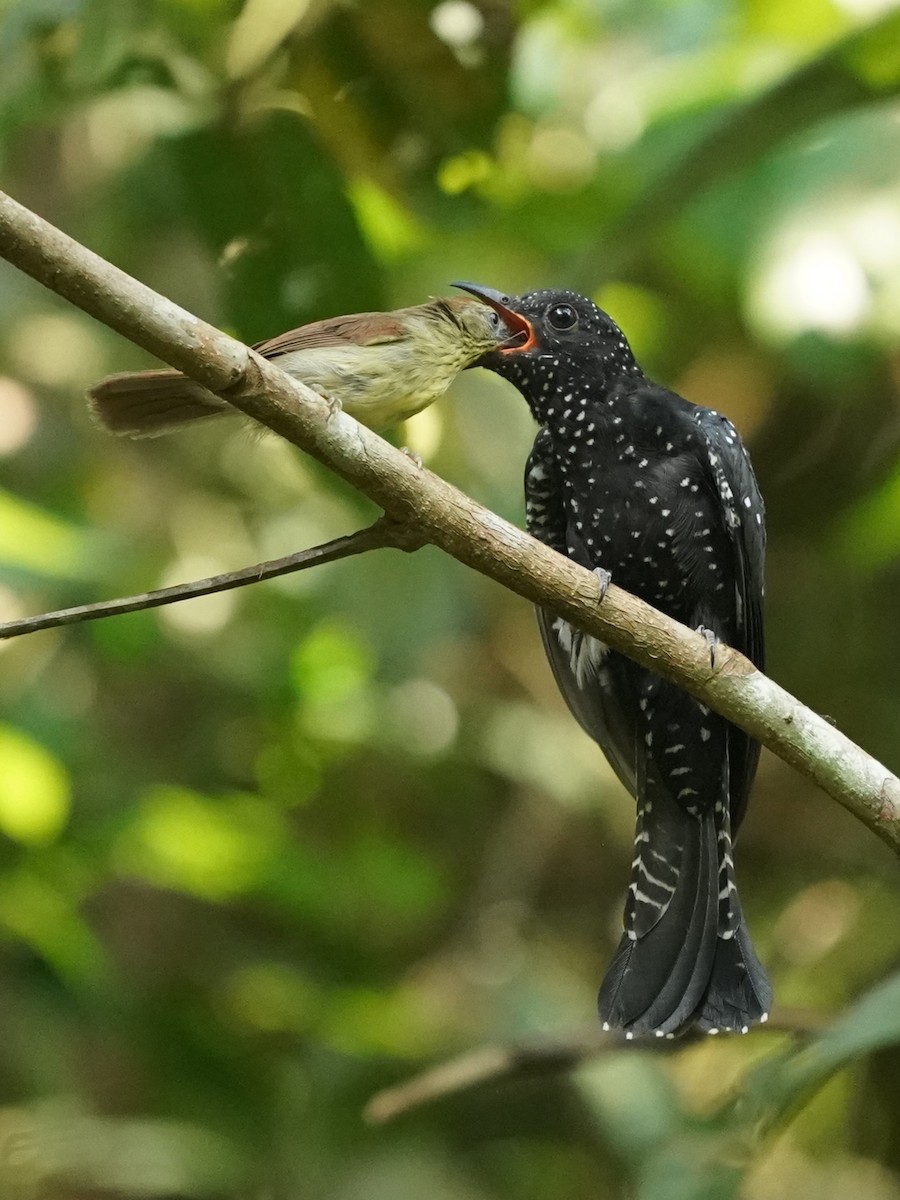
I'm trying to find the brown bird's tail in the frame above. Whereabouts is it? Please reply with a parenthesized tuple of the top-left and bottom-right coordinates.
(88, 370, 232, 437)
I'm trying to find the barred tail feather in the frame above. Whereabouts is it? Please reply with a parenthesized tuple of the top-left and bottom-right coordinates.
(598, 785, 719, 1037)
(598, 771, 771, 1038)
(89, 371, 231, 437)
(692, 793, 772, 1033)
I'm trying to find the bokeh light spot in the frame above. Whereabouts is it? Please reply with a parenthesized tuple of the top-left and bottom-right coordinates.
(387, 679, 459, 756)
(430, 1, 484, 48)
(0, 378, 37, 455)
(0, 725, 70, 844)
(157, 557, 238, 636)
(115, 788, 281, 900)
(9, 313, 106, 387)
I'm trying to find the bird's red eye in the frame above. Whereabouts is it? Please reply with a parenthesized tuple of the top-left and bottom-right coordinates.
(547, 303, 578, 331)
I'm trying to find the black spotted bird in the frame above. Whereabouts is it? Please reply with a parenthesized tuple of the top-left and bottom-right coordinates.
(456, 282, 772, 1038)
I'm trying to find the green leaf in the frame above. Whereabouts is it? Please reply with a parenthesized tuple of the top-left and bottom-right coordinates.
(736, 973, 900, 1138)
(584, 10, 900, 276)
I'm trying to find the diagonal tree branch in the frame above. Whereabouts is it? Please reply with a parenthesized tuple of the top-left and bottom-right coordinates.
(0, 519, 421, 639)
(363, 1007, 830, 1124)
(0, 189, 897, 852)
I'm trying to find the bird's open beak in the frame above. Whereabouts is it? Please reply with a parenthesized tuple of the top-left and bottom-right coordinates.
(451, 281, 536, 352)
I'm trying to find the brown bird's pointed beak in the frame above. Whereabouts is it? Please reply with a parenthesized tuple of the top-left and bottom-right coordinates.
(451, 281, 536, 352)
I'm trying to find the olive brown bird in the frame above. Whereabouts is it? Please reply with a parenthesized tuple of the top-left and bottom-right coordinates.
(89, 296, 516, 437)
(455, 281, 772, 1039)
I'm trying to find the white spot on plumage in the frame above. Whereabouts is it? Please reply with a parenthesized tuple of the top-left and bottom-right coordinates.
(553, 617, 609, 684)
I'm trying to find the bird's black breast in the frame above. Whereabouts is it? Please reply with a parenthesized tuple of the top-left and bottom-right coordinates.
(543, 382, 743, 641)
(525, 376, 765, 831)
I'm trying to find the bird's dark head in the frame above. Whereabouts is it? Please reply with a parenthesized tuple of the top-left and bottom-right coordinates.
(451, 282, 641, 420)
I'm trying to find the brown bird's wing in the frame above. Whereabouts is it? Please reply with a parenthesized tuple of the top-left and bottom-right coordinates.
(253, 313, 409, 359)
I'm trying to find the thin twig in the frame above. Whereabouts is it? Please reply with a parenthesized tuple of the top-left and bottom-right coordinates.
(0, 518, 421, 639)
(363, 1007, 830, 1124)
(0, 190, 897, 851)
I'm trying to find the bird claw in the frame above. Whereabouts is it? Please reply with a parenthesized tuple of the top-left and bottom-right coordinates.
(324, 393, 343, 421)
(697, 625, 719, 669)
(401, 447, 423, 469)
(594, 567, 612, 603)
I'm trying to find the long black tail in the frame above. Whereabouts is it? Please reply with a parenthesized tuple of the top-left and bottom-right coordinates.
(598, 767, 770, 1038)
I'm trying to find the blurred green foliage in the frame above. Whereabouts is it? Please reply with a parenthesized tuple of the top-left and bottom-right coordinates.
(1, 0, 900, 1196)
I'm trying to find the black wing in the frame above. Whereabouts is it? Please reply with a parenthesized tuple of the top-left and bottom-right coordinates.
(525, 429, 639, 796)
(693, 408, 766, 669)
(693, 408, 766, 830)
